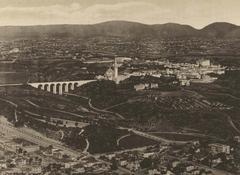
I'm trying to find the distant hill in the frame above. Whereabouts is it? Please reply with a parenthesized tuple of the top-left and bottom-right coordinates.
(201, 22, 239, 38)
(0, 21, 240, 39)
(151, 23, 199, 38)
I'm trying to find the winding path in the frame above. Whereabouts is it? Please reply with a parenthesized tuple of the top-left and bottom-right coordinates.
(83, 139, 89, 153)
(24, 99, 85, 119)
(117, 134, 131, 146)
(65, 93, 125, 120)
(227, 115, 240, 134)
(147, 131, 223, 141)
(0, 117, 82, 157)
(118, 127, 187, 145)
(104, 101, 130, 110)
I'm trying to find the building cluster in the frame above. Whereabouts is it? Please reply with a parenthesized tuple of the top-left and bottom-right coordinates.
(1, 37, 240, 70)
(0, 137, 43, 175)
(0, 137, 112, 175)
(100, 58, 225, 88)
(133, 59, 225, 86)
(96, 57, 133, 84)
(134, 83, 159, 91)
(99, 143, 216, 175)
(209, 143, 230, 155)
(166, 59, 225, 86)
(169, 140, 240, 174)
(97, 136, 240, 175)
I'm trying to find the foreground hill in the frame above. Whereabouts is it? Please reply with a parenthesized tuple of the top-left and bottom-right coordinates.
(72, 78, 240, 140)
(1, 21, 240, 39)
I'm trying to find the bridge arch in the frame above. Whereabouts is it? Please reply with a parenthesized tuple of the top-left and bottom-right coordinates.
(74, 82, 78, 89)
(62, 83, 68, 93)
(44, 84, 49, 91)
(38, 84, 43, 90)
(68, 83, 73, 91)
(50, 84, 55, 93)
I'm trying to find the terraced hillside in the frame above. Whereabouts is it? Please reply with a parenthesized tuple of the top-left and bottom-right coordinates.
(72, 77, 240, 140)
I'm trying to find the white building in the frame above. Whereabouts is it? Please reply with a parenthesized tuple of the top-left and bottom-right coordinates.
(23, 145, 40, 153)
(104, 67, 114, 80)
(134, 84, 146, 91)
(103, 57, 119, 84)
(209, 143, 230, 154)
(197, 59, 211, 67)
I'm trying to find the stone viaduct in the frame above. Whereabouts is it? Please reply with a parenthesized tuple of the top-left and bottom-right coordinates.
(28, 80, 95, 95)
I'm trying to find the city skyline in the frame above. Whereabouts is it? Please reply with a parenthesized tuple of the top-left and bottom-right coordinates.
(0, 0, 240, 28)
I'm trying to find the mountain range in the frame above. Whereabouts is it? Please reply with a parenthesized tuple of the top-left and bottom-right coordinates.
(0, 21, 240, 39)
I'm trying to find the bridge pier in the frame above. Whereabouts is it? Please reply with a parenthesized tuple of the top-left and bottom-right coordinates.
(63, 84, 68, 93)
(59, 84, 63, 95)
(47, 84, 51, 92)
(70, 83, 74, 90)
(53, 84, 57, 94)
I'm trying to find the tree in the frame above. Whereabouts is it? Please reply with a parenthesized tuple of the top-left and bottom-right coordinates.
(75, 122, 78, 127)
(173, 164, 185, 174)
(46, 116, 51, 123)
(99, 155, 106, 160)
(23, 150, 27, 156)
(140, 158, 152, 169)
(29, 157, 33, 165)
(110, 158, 118, 170)
(63, 154, 70, 160)
(17, 147, 23, 154)
(48, 145, 53, 150)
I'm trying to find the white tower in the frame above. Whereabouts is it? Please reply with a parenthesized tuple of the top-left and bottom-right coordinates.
(114, 57, 119, 84)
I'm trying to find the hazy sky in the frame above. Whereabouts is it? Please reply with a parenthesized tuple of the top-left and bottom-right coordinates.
(0, 0, 239, 28)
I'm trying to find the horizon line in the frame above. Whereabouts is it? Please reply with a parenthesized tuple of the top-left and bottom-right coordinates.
(0, 20, 238, 30)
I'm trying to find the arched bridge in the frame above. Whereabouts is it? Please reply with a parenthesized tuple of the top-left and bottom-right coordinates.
(28, 80, 96, 95)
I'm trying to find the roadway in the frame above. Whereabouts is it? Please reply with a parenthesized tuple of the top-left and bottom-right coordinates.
(147, 131, 224, 142)
(65, 93, 125, 120)
(24, 99, 85, 119)
(94, 146, 150, 158)
(227, 115, 240, 134)
(0, 117, 82, 157)
(0, 96, 89, 127)
(117, 134, 131, 146)
(0, 83, 22, 87)
(118, 126, 187, 145)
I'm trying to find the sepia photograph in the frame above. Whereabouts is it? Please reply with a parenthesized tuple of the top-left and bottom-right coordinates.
(0, 0, 240, 174)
